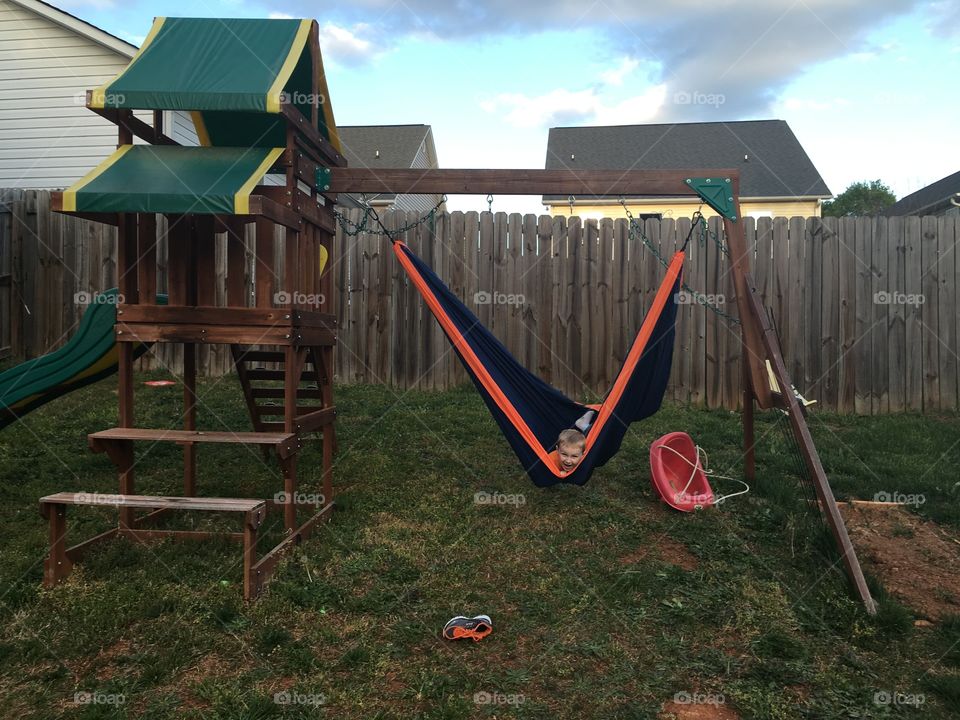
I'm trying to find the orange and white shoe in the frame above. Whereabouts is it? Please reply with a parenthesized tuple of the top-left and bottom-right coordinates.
(442, 615, 492, 642)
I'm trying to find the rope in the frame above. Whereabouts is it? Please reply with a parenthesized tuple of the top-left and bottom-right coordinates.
(654, 443, 751, 505)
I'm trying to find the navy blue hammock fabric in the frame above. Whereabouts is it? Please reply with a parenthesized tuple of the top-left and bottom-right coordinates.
(393, 241, 684, 487)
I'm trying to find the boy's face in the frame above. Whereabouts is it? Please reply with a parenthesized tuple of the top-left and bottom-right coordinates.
(557, 442, 585, 471)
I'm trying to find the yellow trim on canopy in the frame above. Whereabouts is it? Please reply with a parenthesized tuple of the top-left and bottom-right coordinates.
(266, 18, 312, 114)
(318, 244, 328, 276)
(191, 111, 211, 147)
(62, 145, 134, 212)
(234, 147, 284, 214)
(89, 17, 166, 109)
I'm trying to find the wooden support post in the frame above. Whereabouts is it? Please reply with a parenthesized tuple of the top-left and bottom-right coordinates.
(183, 342, 197, 496)
(42, 502, 72, 586)
(281, 455, 297, 533)
(116, 440, 135, 530)
(742, 348, 755, 484)
(117, 110, 133, 146)
(226, 217, 247, 308)
(722, 205, 771, 409)
(116, 212, 138, 529)
(243, 507, 262, 600)
(138, 214, 158, 305)
(166, 215, 190, 305)
(744, 272, 876, 614)
(255, 218, 275, 307)
(285, 226, 298, 308)
(194, 215, 216, 307)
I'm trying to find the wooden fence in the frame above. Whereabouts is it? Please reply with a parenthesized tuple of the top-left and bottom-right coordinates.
(2, 190, 958, 414)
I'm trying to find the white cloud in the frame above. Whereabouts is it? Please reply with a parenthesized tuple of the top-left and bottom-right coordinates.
(482, 84, 666, 128)
(269, 12, 294, 19)
(317, 21, 376, 65)
(600, 56, 639, 86)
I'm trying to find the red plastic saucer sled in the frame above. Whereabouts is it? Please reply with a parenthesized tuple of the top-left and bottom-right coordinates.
(649, 431, 715, 512)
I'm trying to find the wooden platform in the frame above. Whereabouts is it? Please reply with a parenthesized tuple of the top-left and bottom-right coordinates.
(40, 492, 268, 598)
(88, 427, 302, 459)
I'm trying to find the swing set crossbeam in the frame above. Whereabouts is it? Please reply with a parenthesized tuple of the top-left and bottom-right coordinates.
(327, 167, 741, 197)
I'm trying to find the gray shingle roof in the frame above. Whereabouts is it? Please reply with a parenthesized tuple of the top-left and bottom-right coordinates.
(336, 124, 432, 206)
(338, 124, 430, 170)
(543, 120, 831, 202)
(882, 171, 960, 216)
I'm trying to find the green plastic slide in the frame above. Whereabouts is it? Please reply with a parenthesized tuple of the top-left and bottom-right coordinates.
(0, 289, 166, 429)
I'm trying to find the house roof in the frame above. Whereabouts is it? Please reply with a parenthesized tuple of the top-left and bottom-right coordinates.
(543, 119, 831, 202)
(337, 124, 435, 205)
(338, 124, 432, 169)
(9, 0, 137, 57)
(883, 170, 960, 216)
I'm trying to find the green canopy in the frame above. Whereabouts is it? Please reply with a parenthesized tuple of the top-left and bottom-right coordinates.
(62, 145, 283, 215)
(89, 17, 339, 151)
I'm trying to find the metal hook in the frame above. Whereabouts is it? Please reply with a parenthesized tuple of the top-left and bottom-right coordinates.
(486, 193, 493, 212)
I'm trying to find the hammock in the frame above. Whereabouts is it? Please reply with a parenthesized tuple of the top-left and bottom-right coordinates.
(393, 241, 684, 487)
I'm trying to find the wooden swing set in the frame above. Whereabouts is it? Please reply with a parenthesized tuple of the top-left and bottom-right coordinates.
(39, 16, 874, 613)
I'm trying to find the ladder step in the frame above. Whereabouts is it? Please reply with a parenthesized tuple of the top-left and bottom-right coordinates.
(251, 388, 320, 399)
(254, 405, 325, 416)
(246, 369, 320, 382)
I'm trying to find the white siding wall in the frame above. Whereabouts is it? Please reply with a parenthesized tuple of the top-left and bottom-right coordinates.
(164, 109, 198, 147)
(394, 139, 439, 213)
(0, 0, 196, 188)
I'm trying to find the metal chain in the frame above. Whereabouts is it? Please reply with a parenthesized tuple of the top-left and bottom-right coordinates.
(336, 194, 739, 325)
(333, 194, 447, 238)
(619, 198, 741, 326)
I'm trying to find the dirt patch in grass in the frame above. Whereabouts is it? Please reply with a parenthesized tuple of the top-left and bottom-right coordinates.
(621, 535, 698, 571)
(841, 503, 960, 620)
(93, 638, 132, 680)
(659, 698, 739, 719)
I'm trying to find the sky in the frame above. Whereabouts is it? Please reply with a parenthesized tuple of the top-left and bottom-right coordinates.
(63, 0, 959, 215)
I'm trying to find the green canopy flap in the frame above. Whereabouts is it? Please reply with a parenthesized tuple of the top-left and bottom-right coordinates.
(89, 17, 339, 151)
(62, 145, 283, 215)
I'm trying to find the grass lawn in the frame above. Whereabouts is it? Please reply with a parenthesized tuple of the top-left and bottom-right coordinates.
(1, 372, 959, 719)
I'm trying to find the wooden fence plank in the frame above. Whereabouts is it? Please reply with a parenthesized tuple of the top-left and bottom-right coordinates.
(686, 216, 707, 407)
(939, 216, 958, 411)
(887, 216, 906, 413)
(920, 215, 940, 412)
(854, 217, 873, 415)
(871, 216, 890, 414)
(448, 211, 467, 386)
(789, 217, 807, 393)
(904, 216, 923, 412)
(805, 218, 823, 403)
(581, 219, 599, 396)
(819, 218, 839, 411)
(837, 217, 857, 413)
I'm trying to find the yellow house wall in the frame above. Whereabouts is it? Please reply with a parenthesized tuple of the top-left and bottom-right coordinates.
(545, 198, 823, 220)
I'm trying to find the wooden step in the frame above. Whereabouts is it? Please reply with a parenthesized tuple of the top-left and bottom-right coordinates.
(88, 428, 301, 458)
(251, 388, 319, 399)
(40, 492, 266, 515)
(246, 369, 319, 382)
